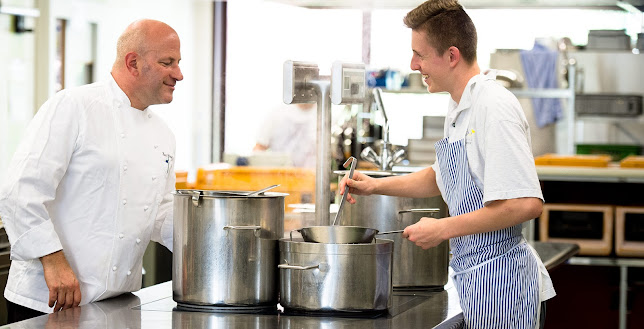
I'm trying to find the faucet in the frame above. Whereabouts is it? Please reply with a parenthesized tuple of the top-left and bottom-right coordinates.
(361, 88, 406, 171)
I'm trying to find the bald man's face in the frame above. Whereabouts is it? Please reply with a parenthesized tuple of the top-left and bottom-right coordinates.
(136, 32, 183, 107)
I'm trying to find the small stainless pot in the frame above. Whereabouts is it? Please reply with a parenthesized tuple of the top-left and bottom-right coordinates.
(278, 238, 393, 312)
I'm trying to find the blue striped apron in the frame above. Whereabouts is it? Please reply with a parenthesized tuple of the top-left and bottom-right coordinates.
(435, 129, 543, 329)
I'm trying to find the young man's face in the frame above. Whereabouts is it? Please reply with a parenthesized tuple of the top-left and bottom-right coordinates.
(409, 30, 450, 94)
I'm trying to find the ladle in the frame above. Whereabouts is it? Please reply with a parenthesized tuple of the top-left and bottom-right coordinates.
(332, 156, 356, 226)
(217, 184, 280, 197)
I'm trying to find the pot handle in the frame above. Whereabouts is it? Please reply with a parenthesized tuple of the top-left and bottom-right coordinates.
(191, 190, 202, 207)
(224, 226, 262, 261)
(223, 225, 262, 237)
(289, 229, 303, 241)
(398, 208, 440, 217)
(278, 263, 319, 271)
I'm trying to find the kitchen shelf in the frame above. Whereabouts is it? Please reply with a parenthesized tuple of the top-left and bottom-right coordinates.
(536, 165, 644, 183)
(575, 114, 644, 123)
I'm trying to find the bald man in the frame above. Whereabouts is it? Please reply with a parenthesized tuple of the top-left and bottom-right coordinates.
(0, 19, 183, 322)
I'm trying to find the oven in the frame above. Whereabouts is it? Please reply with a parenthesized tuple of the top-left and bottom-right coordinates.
(539, 204, 614, 256)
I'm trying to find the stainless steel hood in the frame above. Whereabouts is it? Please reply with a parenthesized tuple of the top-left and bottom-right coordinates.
(268, 0, 644, 11)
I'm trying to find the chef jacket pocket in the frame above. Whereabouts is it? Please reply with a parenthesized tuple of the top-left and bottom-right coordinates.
(160, 151, 174, 178)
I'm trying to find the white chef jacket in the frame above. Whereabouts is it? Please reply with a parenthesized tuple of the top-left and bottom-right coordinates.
(0, 75, 175, 313)
(432, 71, 544, 206)
(255, 104, 317, 168)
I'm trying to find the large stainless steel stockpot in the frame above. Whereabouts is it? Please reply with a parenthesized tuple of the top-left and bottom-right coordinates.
(336, 170, 450, 289)
(278, 238, 393, 312)
(172, 190, 286, 307)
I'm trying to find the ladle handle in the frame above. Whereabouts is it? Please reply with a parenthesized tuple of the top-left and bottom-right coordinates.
(247, 184, 280, 196)
(333, 156, 357, 226)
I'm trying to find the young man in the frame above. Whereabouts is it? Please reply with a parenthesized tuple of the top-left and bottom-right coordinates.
(0, 19, 183, 322)
(339, 1, 554, 328)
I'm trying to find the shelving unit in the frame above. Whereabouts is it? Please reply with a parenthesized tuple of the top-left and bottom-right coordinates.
(508, 62, 577, 155)
(567, 256, 644, 329)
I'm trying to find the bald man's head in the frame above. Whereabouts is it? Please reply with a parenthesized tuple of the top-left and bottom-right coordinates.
(114, 19, 178, 68)
(111, 19, 183, 110)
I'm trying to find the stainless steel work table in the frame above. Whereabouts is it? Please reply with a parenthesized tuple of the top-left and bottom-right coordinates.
(2, 242, 578, 329)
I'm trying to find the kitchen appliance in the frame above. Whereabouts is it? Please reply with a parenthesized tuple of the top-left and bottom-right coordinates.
(615, 206, 644, 257)
(336, 170, 450, 289)
(575, 93, 642, 117)
(172, 190, 286, 311)
(539, 203, 614, 256)
(278, 238, 393, 313)
(586, 29, 631, 50)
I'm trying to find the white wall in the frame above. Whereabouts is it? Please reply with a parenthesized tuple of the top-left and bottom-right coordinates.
(225, 0, 363, 155)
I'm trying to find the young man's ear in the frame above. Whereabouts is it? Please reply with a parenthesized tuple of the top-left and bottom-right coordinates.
(448, 46, 461, 67)
(124, 52, 140, 75)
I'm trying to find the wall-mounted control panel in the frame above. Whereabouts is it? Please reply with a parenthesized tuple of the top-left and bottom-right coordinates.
(283, 60, 319, 104)
(331, 61, 365, 105)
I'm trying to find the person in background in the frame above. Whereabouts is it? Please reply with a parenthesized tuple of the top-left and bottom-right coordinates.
(339, 1, 554, 328)
(0, 19, 183, 322)
(253, 102, 316, 168)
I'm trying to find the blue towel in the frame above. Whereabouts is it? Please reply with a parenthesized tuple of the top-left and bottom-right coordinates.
(520, 42, 563, 128)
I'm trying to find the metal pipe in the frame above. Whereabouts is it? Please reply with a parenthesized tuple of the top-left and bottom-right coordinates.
(311, 79, 332, 226)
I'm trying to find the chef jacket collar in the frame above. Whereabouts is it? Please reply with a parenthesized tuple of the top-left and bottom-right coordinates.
(108, 74, 133, 108)
(447, 71, 497, 115)
(108, 74, 152, 114)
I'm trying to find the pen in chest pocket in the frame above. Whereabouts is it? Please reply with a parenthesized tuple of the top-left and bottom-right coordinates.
(162, 152, 173, 174)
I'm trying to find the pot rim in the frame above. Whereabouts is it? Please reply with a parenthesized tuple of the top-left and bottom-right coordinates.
(173, 189, 289, 198)
(279, 237, 393, 255)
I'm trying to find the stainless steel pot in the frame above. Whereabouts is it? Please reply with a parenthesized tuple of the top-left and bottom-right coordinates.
(336, 170, 450, 289)
(172, 190, 286, 307)
(278, 238, 393, 312)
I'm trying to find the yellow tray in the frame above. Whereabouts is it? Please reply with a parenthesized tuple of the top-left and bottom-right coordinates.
(620, 155, 644, 168)
(534, 153, 611, 167)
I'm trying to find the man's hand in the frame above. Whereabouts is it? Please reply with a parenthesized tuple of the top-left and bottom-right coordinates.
(402, 217, 446, 249)
(339, 170, 377, 204)
(40, 251, 81, 312)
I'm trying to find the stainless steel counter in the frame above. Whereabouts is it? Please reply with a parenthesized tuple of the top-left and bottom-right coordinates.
(1, 281, 464, 329)
(0, 242, 578, 329)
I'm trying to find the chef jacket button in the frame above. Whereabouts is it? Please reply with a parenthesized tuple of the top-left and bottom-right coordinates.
(119, 233, 124, 239)
(451, 122, 456, 127)
(152, 176, 156, 181)
(123, 165, 128, 171)
(136, 238, 141, 244)
(144, 205, 149, 211)
(120, 133, 125, 138)
(122, 199, 127, 205)
(127, 270, 132, 276)
(112, 266, 117, 271)
(154, 145, 158, 149)
(148, 114, 152, 118)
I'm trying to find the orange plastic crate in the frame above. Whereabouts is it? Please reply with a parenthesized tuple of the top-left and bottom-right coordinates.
(175, 170, 189, 189)
(534, 153, 611, 167)
(195, 166, 316, 212)
(620, 155, 644, 168)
